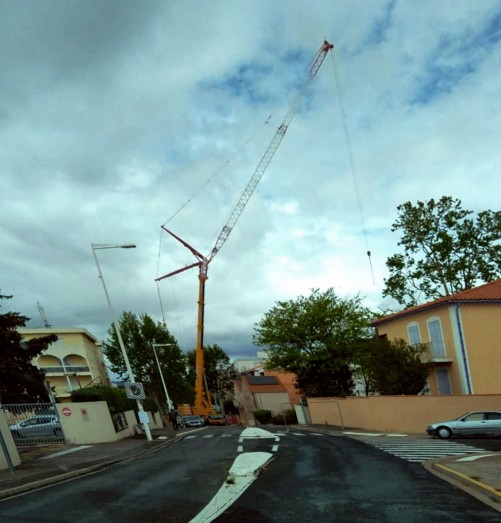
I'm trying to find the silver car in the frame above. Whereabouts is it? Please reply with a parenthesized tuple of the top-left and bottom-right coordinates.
(181, 415, 204, 428)
(9, 415, 64, 442)
(426, 411, 501, 439)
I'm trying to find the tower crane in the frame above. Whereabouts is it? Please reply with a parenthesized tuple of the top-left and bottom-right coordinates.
(156, 40, 334, 416)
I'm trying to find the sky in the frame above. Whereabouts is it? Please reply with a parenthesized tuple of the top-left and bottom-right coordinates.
(2, 1, 501, 362)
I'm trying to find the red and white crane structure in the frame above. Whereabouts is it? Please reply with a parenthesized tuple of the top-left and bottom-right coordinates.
(156, 40, 334, 416)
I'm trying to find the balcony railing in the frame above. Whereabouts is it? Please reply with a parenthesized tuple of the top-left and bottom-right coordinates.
(419, 342, 453, 363)
(39, 365, 91, 374)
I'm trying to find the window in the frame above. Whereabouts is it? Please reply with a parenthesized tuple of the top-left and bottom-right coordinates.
(435, 368, 452, 394)
(407, 323, 421, 345)
(427, 318, 445, 358)
(464, 412, 484, 421)
(486, 412, 501, 420)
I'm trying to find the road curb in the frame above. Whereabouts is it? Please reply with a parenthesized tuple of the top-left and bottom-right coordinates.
(0, 434, 183, 501)
(423, 459, 501, 512)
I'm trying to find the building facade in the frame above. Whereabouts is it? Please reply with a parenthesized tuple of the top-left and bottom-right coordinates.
(19, 327, 111, 400)
(372, 279, 501, 395)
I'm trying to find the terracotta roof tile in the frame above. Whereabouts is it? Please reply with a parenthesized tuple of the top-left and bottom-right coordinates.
(372, 278, 501, 325)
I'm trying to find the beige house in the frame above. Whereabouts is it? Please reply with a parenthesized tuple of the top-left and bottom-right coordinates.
(19, 327, 111, 400)
(372, 279, 501, 396)
(234, 374, 290, 424)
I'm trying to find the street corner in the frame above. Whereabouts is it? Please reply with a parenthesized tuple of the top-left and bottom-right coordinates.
(423, 452, 501, 510)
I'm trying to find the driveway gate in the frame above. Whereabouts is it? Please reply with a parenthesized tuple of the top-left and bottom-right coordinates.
(2, 403, 66, 446)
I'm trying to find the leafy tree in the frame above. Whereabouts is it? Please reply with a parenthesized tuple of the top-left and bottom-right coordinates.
(353, 338, 432, 395)
(186, 344, 237, 403)
(0, 292, 57, 403)
(384, 196, 501, 308)
(101, 312, 193, 410)
(253, 288, 374, 397)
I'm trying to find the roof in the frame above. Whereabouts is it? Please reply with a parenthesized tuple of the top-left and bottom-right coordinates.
(242, 375, 286, 393)
(18, 327, 98, 343)
(372, 278, 501, 326)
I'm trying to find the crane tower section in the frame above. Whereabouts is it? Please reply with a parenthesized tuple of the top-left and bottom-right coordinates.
(208, 40, 333, 262)
(156, 40, 334, 417)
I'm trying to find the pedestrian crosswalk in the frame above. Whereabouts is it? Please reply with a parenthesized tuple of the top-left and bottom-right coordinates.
(358, 437, 488, 463)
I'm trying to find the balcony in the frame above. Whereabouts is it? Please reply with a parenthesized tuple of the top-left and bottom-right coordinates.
(40, 365, 90, 374)
(420, 342, 453, 364)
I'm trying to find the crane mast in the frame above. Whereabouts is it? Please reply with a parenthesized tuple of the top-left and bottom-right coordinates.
(156, 40, 333, 417)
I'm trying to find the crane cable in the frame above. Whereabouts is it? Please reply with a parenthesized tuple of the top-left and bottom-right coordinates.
(330, 51, 375, 285)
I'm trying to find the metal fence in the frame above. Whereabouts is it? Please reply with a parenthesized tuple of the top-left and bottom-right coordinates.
(2, 403, 66, 446)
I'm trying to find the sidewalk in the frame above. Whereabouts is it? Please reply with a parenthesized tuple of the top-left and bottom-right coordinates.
(0, 426, 197, 500)
(424, 452, 501, 511)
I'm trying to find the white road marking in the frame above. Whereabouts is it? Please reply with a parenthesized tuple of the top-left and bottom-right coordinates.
(238, 437, 243, 443)
(310, 433, 325, 436)
(190, 452, 273, 523)
(386, 434, 408, 437)
(272, 445, 279, 452)
(291, 432, 306, 436)
(221, 434, 232, 437)
(203, 435, 214, 438)
(456, 454, 493, 462)
(41, 445, 93, 460)
(237, 445, 243, 452)
(184, 435, 197, 440)
(240, 427, 278, 439)
(157, 436, 168, 440)
(343, 432, 385, 437)
(363, 438, 489, 463)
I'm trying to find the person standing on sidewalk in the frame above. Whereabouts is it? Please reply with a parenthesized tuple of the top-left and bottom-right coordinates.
(169, 409, 179, 430)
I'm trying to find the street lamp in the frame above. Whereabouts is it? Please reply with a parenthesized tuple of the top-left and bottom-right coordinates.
(91, 243, 153, 442)
(151, 343, 174, 412)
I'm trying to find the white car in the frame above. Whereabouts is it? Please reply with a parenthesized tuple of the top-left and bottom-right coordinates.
(9, 415, 64, 441)
(426, 411, 501, 439)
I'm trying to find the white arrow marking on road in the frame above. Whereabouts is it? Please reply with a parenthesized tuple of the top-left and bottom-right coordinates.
(190, 452, 273, 523)
(240, 427, 278, 439)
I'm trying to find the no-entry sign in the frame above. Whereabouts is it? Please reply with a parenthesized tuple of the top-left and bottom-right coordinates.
(62, 406, 72, 416)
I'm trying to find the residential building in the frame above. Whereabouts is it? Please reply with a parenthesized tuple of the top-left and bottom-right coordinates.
(371, 279, 501, 395)
(234, 374, 291, 424)
(19, 327, 111, 400)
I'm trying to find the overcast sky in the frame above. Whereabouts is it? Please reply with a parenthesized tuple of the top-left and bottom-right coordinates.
(2, 1, 500, 361)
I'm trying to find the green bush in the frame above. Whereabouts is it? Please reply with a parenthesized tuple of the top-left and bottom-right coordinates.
(71, 385, 133, 413)
(271, 409, 298, 425)
(253, 409, 272, 425)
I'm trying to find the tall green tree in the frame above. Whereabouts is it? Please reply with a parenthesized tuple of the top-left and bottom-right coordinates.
(101, 312, 193, 410)
(353, 338, 432, 395)
(0, 292, 57, 403)
(253, 288, 374, 397)
(186, 344, 237, 403)
(384, 196, 501, 308)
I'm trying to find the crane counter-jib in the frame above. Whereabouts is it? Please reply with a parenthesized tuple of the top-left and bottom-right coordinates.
(155, 40, 334, 417)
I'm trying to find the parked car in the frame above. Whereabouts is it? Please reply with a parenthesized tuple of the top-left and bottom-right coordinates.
(207, 414, 227, 426)
(9, 415, 63, 441)
(426, 411, 501, 439)
(181, 415, 204, 428)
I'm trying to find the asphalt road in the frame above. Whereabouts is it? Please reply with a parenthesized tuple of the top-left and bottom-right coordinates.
(0, 427, 499, 522)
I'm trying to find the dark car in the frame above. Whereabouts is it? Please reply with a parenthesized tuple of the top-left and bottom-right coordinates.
(9, 415, 63, 441)
(426, 411, 501, 439)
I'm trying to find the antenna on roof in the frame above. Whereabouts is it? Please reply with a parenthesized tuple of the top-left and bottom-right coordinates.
(37, 302, 51, 328)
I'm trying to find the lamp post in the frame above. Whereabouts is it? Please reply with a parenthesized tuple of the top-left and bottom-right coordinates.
(151, 343, 174, 412)
(91, 243, 152, 442)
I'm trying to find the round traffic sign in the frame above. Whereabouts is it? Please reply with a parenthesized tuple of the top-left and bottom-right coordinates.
(62, 406, 72, 416)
